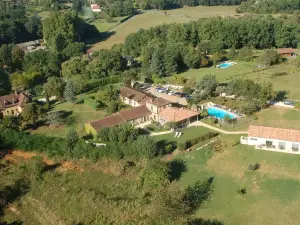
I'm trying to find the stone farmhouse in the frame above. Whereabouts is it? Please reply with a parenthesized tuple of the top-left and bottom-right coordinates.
(241, 125, 300, 154)
(85, 87, 199, 136)
(0, 92, 31, 117)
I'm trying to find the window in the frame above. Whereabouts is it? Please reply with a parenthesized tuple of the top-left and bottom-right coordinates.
(292, 143, 299, 152)
(278, 142, 286, 150)
(266, 141, 273, 147)
(250, 138, 257, 141)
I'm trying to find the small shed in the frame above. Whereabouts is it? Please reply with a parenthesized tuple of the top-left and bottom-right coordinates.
(278, 48, 295, 57)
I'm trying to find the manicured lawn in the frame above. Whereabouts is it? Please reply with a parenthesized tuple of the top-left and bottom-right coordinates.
(31, 101, 105, 137)
(152, 126, 213, 143)
(92, 6, 238, 50)
(175, 134, 300, 225)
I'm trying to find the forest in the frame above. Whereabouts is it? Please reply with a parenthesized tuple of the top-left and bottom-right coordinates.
(237, 0, 300, 13)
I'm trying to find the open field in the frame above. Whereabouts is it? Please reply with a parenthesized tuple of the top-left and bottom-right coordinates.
(182, 59, 300, 100)
(252, 107, 300, 130)
(30, 101, 105, 138)
(174, 134, 300, 225)
(91, 6, 238, 50)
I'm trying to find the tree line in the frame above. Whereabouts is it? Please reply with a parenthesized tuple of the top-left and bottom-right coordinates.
(0, 2, 42, 45)
(135, 0, 246, 10)
(237, 0, 300, 13)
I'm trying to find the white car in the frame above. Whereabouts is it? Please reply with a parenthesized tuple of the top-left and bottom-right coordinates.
(168, 91, 175, 96)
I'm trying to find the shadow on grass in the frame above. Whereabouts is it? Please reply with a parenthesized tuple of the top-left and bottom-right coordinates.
(184, 177, 214, 214)
(188, 218, 224, 225)
(0, 179, 30, 217)
(274, 90, 289, 101)
(168, 159, 187, 181)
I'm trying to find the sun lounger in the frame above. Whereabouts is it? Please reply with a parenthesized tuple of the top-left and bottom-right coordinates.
(177, 132, 182, 138)
(174, 132, 178, 137)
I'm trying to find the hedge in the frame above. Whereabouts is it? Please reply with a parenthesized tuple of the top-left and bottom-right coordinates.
(177, 132, 219, 151)
(84, 98, 101, 110)
(83, 76, 122, 92)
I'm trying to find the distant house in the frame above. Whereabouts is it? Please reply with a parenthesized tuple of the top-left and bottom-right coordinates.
(0, 92, 31, 117)
(241, 125, 300, 154)
(86, 87, 199, 136)
(120, 87, 172, 121)
(17, 40, 45, 53)
(278, 48, 295, 57)
(91, 3, 101, 12)
(158, 107, 199, 127)
(85, 105, 152, 136)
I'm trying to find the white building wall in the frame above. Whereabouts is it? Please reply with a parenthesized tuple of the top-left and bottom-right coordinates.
(241, 136, 300, 154)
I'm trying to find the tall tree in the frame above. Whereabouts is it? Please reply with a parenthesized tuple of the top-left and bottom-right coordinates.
(64, 80, 76, 103)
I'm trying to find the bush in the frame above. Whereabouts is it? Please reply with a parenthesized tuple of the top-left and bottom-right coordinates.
(295, 102, 300, 109)
(248, 163, 261, 171)
(272, 71, 287, 77)
(75, 98, 84, 104)
(84, 98, 101, 110)
(178, 132, 218, 151)
(177, 142, 187, 151)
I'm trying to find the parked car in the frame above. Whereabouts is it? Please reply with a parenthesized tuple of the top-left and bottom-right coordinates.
(168, 91, 176, 96)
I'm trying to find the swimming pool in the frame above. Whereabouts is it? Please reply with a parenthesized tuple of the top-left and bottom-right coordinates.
(207, 107, 237, 119)
(218, 62, 233, 69)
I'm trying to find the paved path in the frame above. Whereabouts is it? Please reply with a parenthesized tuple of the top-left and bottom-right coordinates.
(149, 130, 173, 136)
(189, 121, 248, 135)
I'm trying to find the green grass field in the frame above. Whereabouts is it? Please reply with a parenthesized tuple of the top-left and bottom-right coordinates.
(92, 6, 238, 50)
(182, 59, 300, 100)
(174, 134, 300, 225)
(30, 101, 105, 138)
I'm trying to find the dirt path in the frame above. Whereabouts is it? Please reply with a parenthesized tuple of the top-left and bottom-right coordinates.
(189, 121, 248, 135)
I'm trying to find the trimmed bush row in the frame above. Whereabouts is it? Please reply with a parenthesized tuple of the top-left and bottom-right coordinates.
(84, 98, 101, 110)
(177, 132, 219, 151)
(83, 76, 122, 92)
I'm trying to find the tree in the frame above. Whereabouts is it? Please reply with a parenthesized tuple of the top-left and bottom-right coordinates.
(227, 48, 238, 60)
(1, 116, 21, 130)
(10, 72, 41, 91)
(95, 85, 119, 105)
(184, 46, 202, 69)
(46, 111, 62, 126)
(64, 80, 76, 103)
(22, 103, 39, 125)
(44, 77, 63, 99)
(259, 49, 282, 67)
(43, 12, 76, 51)
(66, 129, 79, 151)
(197, 74, 218, 97)
(62, 42, 86, 60)
(150, 48, 165, 77)
(0, 44, 12, 67)
(12, 46, 24, 71)
(139, 160, 170, 189)
(238, 46, 253, 62)
(0, 70, 11, 95)
(61, 56, 88, 80)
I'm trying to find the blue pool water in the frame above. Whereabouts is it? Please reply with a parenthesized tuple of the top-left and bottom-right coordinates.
(219, 63, 232, 69)
(207, 107, 236, 119)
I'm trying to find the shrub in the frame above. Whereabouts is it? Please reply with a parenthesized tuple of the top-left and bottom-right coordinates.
(272, 71, 287, 77)
(295, 102, 300, 109)
(164, 144, 174, 154)
(75, 98, 84, 104)
(84, 98, 101, 110)
(177, 142, 187, 151)
(178, 132, 218, 151)
(248, 163, 261, 171)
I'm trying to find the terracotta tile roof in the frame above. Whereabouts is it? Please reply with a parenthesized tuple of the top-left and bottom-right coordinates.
(248, 125, 300, 143)
(159, 107, 199, 123)
(278, 48, 294, 54)
(89, 105, 151, 131)
(0, 92, 30, 110)
(151, 97, 172, 107)
(120, 87, 171, 106)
